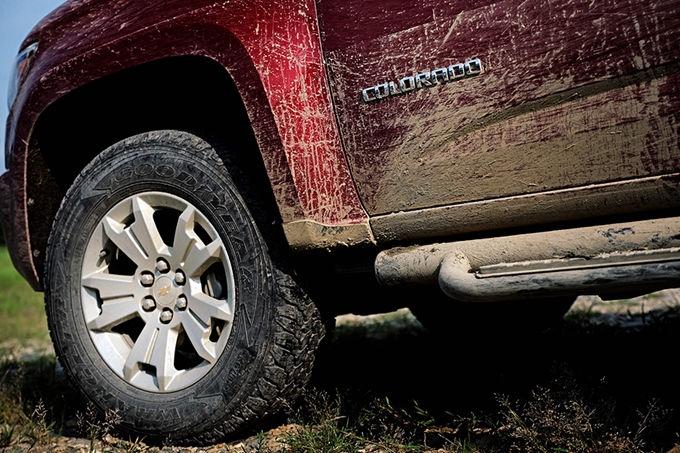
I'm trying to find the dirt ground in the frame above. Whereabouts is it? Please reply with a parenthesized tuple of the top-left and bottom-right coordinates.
(3, 289, 680, 452)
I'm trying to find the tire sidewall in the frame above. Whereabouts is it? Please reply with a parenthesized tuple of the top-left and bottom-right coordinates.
(45, 133, 274, 439)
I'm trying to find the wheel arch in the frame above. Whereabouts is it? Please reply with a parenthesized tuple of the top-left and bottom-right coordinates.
(9, 0, 372, 291)
(26, 55, 291, 288)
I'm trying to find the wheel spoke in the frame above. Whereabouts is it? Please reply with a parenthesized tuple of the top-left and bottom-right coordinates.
(82, 272, 136, 300)
(86, 297, 139, 331)
(102, 216, 148, 267)
(181, 314, 217, 363)
(123, 323, 157, 383)
(183, 239, 223, 277)
(172, 206, 199, 264)
(187, 292, 234, 325)
(82, 190, 236, 393)
(149, 326, 180, 392)
(129, 196, 167, 258)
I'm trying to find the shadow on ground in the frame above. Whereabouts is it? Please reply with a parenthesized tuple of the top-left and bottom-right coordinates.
(3, 297, 679, 451)
(310, 303, 680, 449)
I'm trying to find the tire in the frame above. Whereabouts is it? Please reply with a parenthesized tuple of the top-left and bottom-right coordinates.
(44, 130, 323, 444)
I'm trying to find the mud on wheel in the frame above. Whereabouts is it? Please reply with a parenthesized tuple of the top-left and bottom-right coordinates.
(44, 130, 323, 444)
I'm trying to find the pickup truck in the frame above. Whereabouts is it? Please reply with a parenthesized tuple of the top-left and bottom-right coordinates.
(2, 0, 679, 444)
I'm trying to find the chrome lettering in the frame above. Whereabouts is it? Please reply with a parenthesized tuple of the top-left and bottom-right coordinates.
(389, 81, 402, 95)
(465, 58, 482, 75)
(361, 58, 483, 103)
(399, 76, 416, 92)
(431, 67, 449, 84)
(362, 87, 375, 103)
(448, 63, 465, 79)
(416, 72, 433, 88)
(374, 83, 390, 100)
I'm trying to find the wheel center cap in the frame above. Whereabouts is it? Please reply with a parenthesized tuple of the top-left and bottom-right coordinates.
(153, 276, 176, 306)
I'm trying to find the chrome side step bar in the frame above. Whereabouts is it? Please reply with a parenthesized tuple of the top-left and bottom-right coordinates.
(438, 249, 680, 302)
(374, 217, 680, 302)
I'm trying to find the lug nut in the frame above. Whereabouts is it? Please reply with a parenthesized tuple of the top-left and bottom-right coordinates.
(140, 272, 155, 287)
(142, 297, 156, 311)
(156, 259, 170, 273)
(175, 270, 186, 285)
(160, 309, 173, 323)
(176, 295, 187, 310)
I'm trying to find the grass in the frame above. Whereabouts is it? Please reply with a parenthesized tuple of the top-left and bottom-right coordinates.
(306, 298, 680, 453)
(0, 353, 78, 449)
(1, 246, 680, 452)
(0, 308, 679, 452)
(0, 246, 49, 345)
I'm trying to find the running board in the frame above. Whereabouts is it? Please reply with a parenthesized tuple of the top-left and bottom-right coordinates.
(439, 248, 680, 302)
(374, 217, 680, 303)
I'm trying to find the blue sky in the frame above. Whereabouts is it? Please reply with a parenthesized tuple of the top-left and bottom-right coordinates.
(0, 0, 65, 170)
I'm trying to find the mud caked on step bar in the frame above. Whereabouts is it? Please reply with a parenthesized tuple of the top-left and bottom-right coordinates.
(374, 218, 680, 303)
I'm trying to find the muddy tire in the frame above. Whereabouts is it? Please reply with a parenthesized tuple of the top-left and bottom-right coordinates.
(44, 130, 323, 444)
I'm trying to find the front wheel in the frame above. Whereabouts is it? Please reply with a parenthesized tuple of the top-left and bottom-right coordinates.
(44, 130, 323, 444)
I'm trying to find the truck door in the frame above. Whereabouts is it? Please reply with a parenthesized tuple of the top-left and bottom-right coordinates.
(316, 0, 680, 233)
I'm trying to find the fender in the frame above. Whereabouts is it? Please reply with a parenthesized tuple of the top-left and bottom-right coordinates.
(5, 0, 373, 288)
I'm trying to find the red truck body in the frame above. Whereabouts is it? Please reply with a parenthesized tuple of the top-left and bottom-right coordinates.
(3, 0, 370, 289)
(4, 0, 680, 286)
(2, 0, 679, 444)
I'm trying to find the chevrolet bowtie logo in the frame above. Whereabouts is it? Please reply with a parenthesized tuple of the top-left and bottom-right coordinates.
(158, 285, 172, 297)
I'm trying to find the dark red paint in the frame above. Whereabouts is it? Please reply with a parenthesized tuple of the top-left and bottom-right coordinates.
(1, 0, 679, 290)
(3, 0, 369, 287)
(319, 0, 680, 214)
